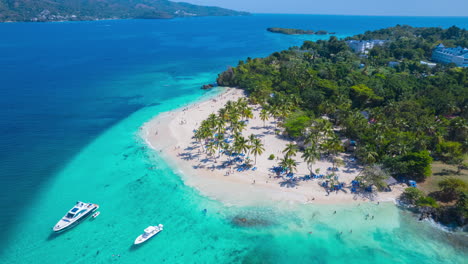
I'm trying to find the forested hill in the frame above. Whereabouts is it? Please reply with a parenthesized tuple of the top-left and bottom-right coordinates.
(217, 25, 468, 227)
(0, 0, 249, 22)
(217, 25, 468, 181)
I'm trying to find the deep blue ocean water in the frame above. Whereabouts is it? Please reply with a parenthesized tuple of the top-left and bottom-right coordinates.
(1, 14, 468, 263)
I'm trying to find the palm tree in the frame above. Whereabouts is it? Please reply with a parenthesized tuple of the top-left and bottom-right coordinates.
(194, 123, 211, 152)
(279, 156, 297, 174)
(260, 109, 269, 128)
(233, 135, 250, 155)
(242, 107, 254, 120)
(283, 143, 298, 158)
(206, 113, 218, 130)
(250, 138, 265, 164)
(206, 142, 217, 162)
(268, 105, 281, 128)
(228, 110, 241, 128)
(214, 133, 225, 159)
(218, 107, 229, 121)
(278, 104, 291, 120)
(214, 117, 226, 135)
(365, 150, 378, 164)
(304, 131, 318, 148)
(232, 120, 247, 135)
(321, 136, 344, 169)
(302, 147, 320, 175)
(290, 94, 302, 107)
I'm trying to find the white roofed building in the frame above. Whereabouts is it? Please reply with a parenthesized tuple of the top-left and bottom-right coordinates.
(431, 44, 468, 67)
(346, 40, 386, 54)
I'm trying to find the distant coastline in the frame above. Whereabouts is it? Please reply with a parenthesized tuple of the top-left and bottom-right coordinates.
(0, 0, 249, 23)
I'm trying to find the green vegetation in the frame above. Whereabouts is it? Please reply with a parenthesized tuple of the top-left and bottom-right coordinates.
(217, 25, 468, 227)
(416, 196, 439, 208)
(438, 178, 467, 201)
(268, 154, 275, 160)
(384, 151, 433, 181)
(283, 111, 311, 138)
(356, 165, 389, 191)
(0, 0, 248, 22)
(194, 98, 263, 170)
(267, 28, 334, 35)
(402, 187, 425, 204)
(217, 25, 467, 180)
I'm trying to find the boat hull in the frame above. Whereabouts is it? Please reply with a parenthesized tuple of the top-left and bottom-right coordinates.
(53, 205, 99, 232)
(134, 226, 163, 245)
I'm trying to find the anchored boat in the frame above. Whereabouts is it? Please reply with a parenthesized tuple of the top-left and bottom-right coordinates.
(53, 201, 99, 232)
(92, 211, 100, 218)
(134, 224, 164, 245)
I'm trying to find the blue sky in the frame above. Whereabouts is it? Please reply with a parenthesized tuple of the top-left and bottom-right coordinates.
(184, 0, 468, 16)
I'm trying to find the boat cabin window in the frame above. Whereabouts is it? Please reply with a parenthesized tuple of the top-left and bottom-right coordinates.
(66, 213, 75, 218)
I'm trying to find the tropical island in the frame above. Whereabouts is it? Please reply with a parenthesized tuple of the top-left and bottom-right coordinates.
(0, 0, 249, 22)
(267, 27, 335, 35)
(144, 25, 467, 228)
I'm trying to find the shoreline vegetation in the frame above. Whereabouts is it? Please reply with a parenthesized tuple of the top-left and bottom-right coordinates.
(0, 0, 249, 23)
(144, 25, 466, 229)
(142, 88, 404, 206)
(267, 27, 335, 35)
(215, 25, 467, 229)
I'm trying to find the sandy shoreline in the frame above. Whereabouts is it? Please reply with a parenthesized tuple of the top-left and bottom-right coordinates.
(141, 87, 404, 206)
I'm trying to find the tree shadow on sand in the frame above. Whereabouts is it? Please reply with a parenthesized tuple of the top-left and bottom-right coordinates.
(352, 191, 377, 201)
(279, 179, 299, 188)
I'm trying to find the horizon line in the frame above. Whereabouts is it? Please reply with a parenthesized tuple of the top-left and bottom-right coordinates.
(246, 12, 468, 18)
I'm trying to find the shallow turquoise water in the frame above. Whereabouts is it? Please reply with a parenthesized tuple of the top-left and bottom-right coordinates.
(1, 15, 468, 263)
(2, 89, 467, 263)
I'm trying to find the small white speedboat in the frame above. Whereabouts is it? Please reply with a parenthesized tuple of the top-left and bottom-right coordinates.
(134, 224, 163, 245)
(92, 211, 100, 218)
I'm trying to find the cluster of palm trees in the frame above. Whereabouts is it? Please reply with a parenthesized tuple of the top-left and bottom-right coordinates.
(194, 96, 348, 179)
(259, 95, 301, 129)
(277, 118, 345, 178)
(193, 98, 265, 166)
(279, 143, 298, 174)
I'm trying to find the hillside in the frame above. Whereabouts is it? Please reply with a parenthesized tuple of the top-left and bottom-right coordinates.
(216, 25, 468, 227)
(0, 0, 249, 22)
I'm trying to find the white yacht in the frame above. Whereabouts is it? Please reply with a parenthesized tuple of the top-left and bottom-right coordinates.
(53, 201, 99, 232)
(134, 224, 164, 245)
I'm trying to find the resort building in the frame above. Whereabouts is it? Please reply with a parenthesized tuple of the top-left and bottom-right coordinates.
(431, 44, 468, 67)
(346, 40, 386, 54)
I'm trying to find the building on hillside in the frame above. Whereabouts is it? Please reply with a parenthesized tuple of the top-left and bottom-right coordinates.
(431, 43, 468, 67)
(346, 40, 386, 54)
(420, 61, 437, 68)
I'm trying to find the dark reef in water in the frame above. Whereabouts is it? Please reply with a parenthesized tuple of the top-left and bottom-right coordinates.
(231, 215, 273, 227)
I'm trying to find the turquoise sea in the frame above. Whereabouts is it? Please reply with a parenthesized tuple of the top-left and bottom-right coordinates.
(1, 14, 467, 263)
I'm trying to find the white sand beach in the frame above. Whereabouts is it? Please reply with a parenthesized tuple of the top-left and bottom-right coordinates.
(141, 88, 404, 206)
